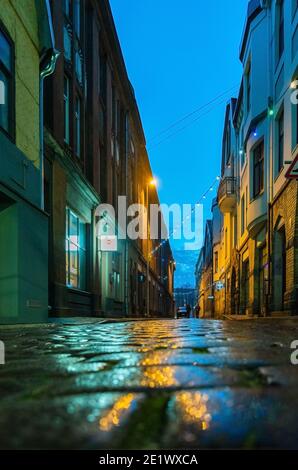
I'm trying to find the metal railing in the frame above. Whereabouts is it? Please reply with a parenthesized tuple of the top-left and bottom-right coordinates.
(218, 176, 237, 202)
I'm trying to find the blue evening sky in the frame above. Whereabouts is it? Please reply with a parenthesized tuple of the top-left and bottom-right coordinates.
(110, 0, 248, 284)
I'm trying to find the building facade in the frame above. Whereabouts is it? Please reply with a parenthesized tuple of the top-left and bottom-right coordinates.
(0, 0, 56, 323)
(0, 0, 174, 324)
(197, 0, 298, 318)
(44, 0, 175, 318)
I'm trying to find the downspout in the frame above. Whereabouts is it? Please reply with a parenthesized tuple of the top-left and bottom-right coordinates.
(39, 0, 59, 210)
(39, 48, 59, 210)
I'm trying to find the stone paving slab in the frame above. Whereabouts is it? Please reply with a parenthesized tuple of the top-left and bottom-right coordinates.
(0, 318, 298, 449)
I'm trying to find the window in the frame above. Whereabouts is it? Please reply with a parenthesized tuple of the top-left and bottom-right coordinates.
(74, 0, 81, 38)
(112, 252, 121, 300)
(246, 63, 251, 113)
(99, 52, 106, 100)
(63, 0, 71, 18)
(75, 97, 81, 157)
(75, 50, 83, 85)
(277, 109, 284, 173)
(214, 252, 218, 273)
(294, 0, 298, 18)
(66, 208, 87, 290)
(241, 195, 245, 235)
(64, 76, 70, 143)
(225, 122, 231, 164)
(278, 0, 285, 61)
(115, 99, 121, 163)
(253, 141, 264, 198)
(0, 28, 13, 136)
(63, 25, 72, 61)
(225, 228, 228, 259)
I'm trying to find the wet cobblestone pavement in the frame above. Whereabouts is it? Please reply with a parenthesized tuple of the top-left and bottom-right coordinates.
(1, 318, 298, 449)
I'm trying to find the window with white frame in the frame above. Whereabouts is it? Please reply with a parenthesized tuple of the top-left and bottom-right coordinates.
(66, 208, 87, 290)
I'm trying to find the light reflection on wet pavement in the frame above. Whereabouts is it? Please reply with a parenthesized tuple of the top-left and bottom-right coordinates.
(1, 318, 298, 449)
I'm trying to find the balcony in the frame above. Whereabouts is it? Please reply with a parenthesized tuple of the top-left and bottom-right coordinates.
(217, 177, 237, 213)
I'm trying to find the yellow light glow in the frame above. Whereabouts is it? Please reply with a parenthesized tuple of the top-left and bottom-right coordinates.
(176, 392, 211, 431)
(290, 80, 298, 89)
(149, 178, 158, 187)
(99, 393, 136, 432)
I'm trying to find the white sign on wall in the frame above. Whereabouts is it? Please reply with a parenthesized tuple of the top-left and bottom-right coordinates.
(100, 235, 118, 252)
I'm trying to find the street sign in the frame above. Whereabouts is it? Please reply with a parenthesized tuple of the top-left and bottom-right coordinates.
(285, 154, 298, 179)
(100, 235, 118, 252)
(215, 281, 224, 291)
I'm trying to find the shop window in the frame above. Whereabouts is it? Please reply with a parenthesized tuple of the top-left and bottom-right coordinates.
(66, 208, 87, 290)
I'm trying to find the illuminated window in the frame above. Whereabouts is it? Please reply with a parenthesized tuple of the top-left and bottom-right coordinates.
(0, 28, 13, 137)
(66, 208, 87, 290)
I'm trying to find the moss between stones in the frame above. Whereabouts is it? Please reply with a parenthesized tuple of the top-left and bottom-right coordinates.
(117, 393, 170, 449)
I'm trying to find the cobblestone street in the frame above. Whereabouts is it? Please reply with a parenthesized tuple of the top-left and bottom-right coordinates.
(1, 318, 298, 450)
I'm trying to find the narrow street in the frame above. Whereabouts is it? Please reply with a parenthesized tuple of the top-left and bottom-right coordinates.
(1, 318, 298, 450)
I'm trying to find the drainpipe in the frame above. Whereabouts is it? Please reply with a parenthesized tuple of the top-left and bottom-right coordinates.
(39, 48, 59, 210)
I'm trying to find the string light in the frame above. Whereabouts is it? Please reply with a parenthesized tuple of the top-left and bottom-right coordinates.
(150, 176, 220, 256)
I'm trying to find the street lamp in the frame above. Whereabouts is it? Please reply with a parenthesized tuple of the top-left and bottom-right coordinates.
(146, 177, 157, 317)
